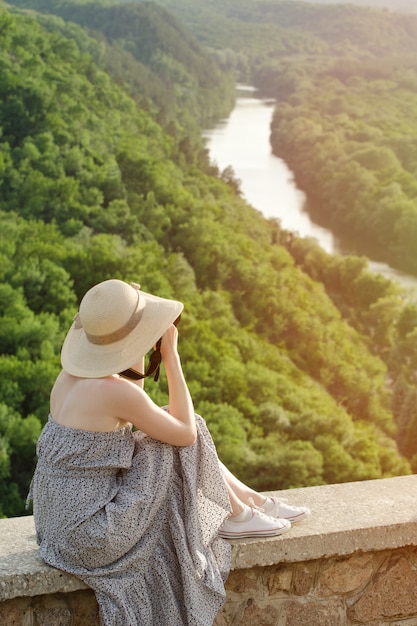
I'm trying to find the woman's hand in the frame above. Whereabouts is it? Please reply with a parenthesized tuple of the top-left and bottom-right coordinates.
(159, 324, 179, 362)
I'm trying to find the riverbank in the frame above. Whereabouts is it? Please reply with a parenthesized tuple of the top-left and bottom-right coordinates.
(203, 91, 417, 296)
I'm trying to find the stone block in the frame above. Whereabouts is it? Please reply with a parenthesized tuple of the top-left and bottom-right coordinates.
(213, 606, 229, 626)
(0, 590, 99, 626)
(285, 599, 346, 626)
(292, 562, 316, 595)
(267, 564, 293, 595)
(225, 567, 263, 596)
(66, 590, 99, 625)
(318, 553, 379, 597)
(34, 607, 72, 626)
(0, 597, 31, 626)
(239, 598, 280, 626)
(348, 554, 417, 622)
(214, 600, 244, 626)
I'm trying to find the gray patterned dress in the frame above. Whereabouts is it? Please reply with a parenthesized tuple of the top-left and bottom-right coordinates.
(30, 413, 231, 626)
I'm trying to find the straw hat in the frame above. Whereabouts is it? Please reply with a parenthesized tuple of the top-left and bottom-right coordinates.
(61, 279, 183, 378)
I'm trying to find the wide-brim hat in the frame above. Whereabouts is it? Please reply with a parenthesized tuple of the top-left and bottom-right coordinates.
(61, 279, 183, 378)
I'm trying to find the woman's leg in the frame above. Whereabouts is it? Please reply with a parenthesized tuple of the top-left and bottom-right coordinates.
(220, 461, 311, 523)
(220, 461, 267, 508)
(224, 481, 245, 517)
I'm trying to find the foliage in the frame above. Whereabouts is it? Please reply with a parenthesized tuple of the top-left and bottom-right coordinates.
(0, 2, 416, 517)
(269, 71, 417, 274)
(7, 0, 235, 131)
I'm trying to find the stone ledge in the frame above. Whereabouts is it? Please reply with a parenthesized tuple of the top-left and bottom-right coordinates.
(2, 475, 417, 602)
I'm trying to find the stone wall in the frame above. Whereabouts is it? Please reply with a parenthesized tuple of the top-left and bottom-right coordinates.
(2, 476, 417, 626)
(216, 546, 417, 625)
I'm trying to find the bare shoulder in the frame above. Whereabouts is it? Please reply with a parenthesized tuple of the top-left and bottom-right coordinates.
(50, 371, 141, 431)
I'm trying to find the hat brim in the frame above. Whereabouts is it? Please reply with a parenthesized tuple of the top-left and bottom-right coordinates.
(61, 290, 183, 378)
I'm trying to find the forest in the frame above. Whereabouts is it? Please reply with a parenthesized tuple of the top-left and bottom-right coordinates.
(1, 0, 417, 517)
(294, 0, 416, 11)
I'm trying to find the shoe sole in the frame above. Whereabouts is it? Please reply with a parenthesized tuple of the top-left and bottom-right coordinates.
(218, 525, 291, 539)
(282, 509, 311, 523)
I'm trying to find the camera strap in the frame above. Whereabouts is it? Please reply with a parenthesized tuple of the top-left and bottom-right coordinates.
(119, 342, 162, 382)
(118, 314, 181, 383)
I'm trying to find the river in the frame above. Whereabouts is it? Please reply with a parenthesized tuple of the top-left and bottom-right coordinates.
(203, 89, 417, 295)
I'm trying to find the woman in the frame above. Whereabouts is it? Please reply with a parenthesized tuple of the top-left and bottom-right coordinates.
(29, 279, 310, 626)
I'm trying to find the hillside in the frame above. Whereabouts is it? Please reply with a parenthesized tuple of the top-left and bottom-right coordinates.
(1, 2, 416, 517)
(289, 0, 417, 12)
(7, 0, 236, 133)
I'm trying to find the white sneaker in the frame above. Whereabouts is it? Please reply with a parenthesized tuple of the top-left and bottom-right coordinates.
(260, 496, 311, 522)
(218, 507, 291, 539)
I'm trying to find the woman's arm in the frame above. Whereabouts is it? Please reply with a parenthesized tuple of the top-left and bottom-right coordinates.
(159, 324, 195, 436)
(105, 325, 196, 446)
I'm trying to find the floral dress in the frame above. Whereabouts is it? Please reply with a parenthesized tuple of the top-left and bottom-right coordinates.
(29, 413, 231, 626)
